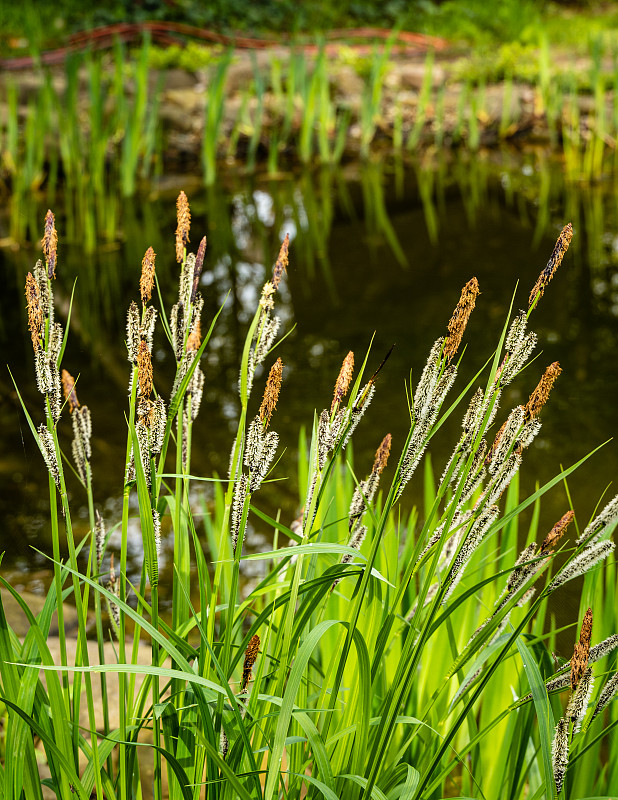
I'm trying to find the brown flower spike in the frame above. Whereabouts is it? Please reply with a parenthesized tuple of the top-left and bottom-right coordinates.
(373, 433, 392, 476)
(140, 247, 156, 306)
(571, 607, 593, 690)
(175, 191, 191, 263)
(524, 362, 562, 421)
(331, 351, 355, 413)
(259, 358, 283, 428)
(25, 272, 43, 352)
(444, 277, 480, 362)
(191, 236, 207, 304)
(187, 320, 201, 352)
(540, 510, 575, 553)
(61, 370, 80, 413)
(272, 234, 289, 290)
(241, 634, 260, 692)
(42, 210, 58, 280)
(529, 223, 573, 310)
(137, 340, 153, 400)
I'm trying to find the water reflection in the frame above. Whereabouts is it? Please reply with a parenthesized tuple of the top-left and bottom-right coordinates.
(1, 155, 618, 616)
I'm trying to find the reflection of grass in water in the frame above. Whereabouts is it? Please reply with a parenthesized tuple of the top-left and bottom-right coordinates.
(6, 155, 618, 362)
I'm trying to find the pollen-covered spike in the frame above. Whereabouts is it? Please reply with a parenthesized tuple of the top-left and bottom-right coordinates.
(136, 420, 152, 488)
(524, 362, 562, 421)
(576, 493, 618, 547)
(507, 543, 539, 593)
(259, 358, 283, 428)
(191, 236, 207, 305)
(179, 254, 194, 309)
(34, 350, 52, 395)
(141, 305, 157, 352)
(549, 540, 615, 592)
(95, 511, 106, 570)
(255, 316, 281, 364)
(188, 367, 205, 421)
(126, 302, 141, 363)
(140, 247, 156, 306)
(566, 667, 594, 733)
(175, 190, 191, 263)
(174, 302, 186, 362)
(37, 423, 61, 490)
(488, 406, 525, 474)
(106, 553, 121, 634)
(49, 362, 62, 422)
(153, 509, 162, 559)
(151, 397, 167, 454)
(540, 510, 574, 553)
(74, 405, 92, 460)
(505, 311, 527, 354)
(551, 718, 569, 795)
(42, 209, 58, 280)
(529, 223, 573, 310)
(272, 234, 289, 290)
(231, 474, 249, 553)
(444, 277, 479, 363)
(501, 332, 537, 385)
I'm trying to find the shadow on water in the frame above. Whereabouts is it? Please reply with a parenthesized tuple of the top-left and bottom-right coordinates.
(1, 153, 618, 623)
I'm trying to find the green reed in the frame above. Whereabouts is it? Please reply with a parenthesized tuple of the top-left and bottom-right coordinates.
(2, 195, 617, 800)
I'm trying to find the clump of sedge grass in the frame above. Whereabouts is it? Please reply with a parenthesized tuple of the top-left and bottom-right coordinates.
(3, 206, 618, 800)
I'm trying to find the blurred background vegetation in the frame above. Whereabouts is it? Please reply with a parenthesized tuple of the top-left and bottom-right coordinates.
(2, 0, 618, 53)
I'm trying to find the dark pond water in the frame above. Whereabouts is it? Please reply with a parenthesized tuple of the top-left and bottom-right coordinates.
(2, 151, 618, 624)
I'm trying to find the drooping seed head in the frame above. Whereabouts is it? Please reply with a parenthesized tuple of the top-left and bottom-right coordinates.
(140, 247, 156, 306)
(175, 191, 191, 263)
(540, 510, 575, 553)
(524, 362, 562, 421)
(272, 233, 289, 290)
(259, 357, 283, 428)
(137, 339, 153, 400)
(61, 369, 80, 413)
(529, 223, 573, 310)
(25, 272, 43, 352)
(571, 607, 593, 690)
(42, 210, 58, 280)
(331, 351, 354, 413)
(191, 236, 207, 305)
(241, 634, 261, 691)
(444, 277, 480, 363)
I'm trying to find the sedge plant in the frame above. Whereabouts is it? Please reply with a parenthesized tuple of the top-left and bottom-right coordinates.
(2, 200, 618, 800)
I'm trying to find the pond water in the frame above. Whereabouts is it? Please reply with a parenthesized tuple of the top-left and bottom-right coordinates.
(2, 151, 618, 626)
